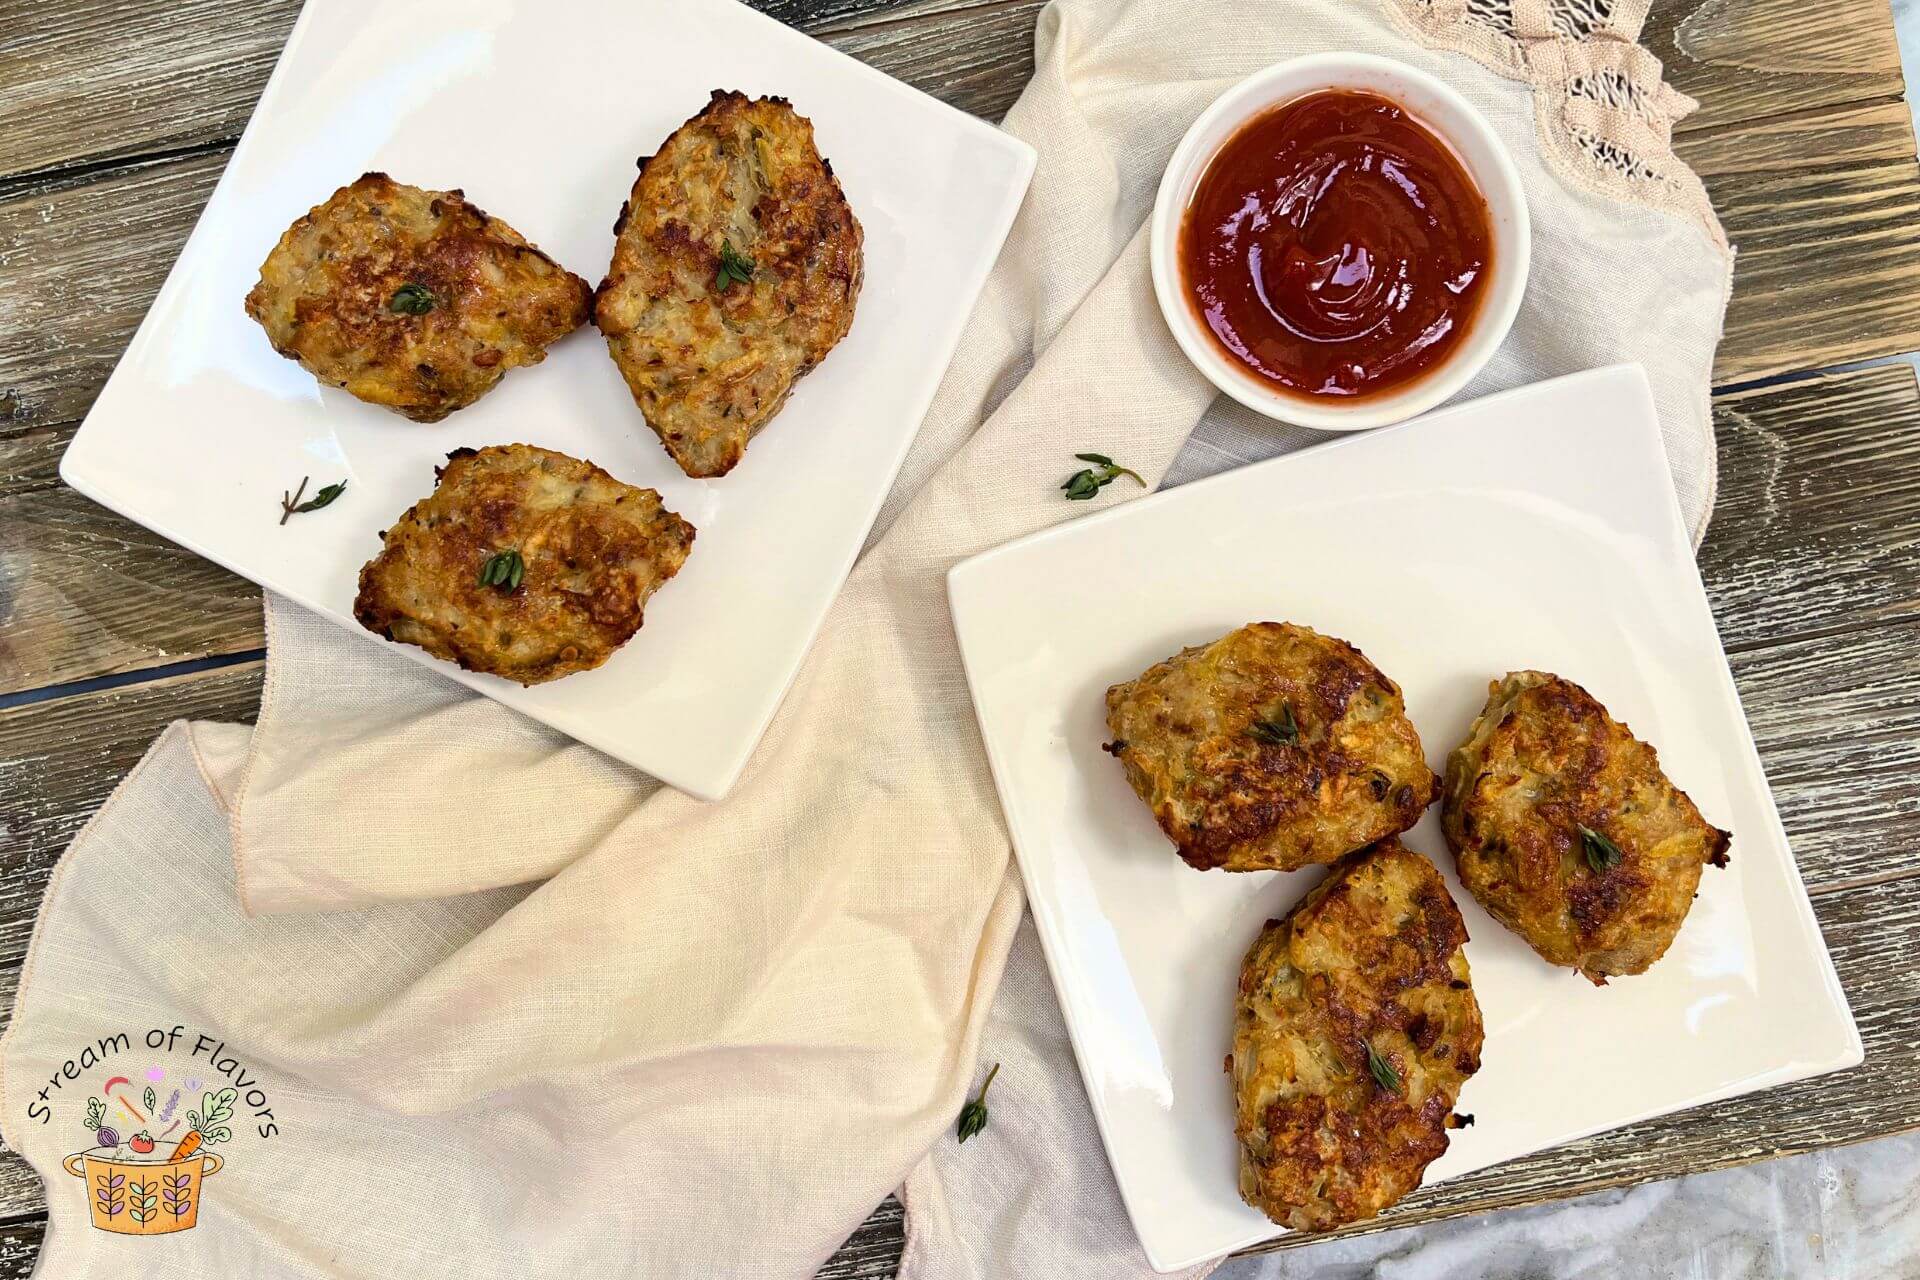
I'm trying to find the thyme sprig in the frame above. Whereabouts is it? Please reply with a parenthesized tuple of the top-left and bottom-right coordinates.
(279, 476, 348, 525)
(1062, 452, 1145, 501)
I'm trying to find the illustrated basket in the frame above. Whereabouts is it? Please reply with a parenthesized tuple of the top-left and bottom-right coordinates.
(64, 1141, 221, 1235)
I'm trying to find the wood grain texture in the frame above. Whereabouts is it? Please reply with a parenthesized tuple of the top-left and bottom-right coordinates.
(1701, 364, 1920, 652)
(3, 589, 1915, 973)
(4, 17, 1915, 448)
(0, 661, 261, 971)
(2, 0, 1904, 185)
(1683, 101, 1920, 384)
(0, 482, 264, 692)
(0, 0, 1016, 185)
(0, 1215, 43, 1277)
(1647, 0, 1905, 136)
(820, 1197, 908, 1280)
(6, 359, 1915, 695)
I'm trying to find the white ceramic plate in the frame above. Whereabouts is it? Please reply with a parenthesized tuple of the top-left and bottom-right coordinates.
(60, 0, 1034, 801)
(948, 365, 1860, 1272)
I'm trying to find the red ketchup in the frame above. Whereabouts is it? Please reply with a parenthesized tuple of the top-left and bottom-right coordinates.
(1179, 89, 1493, 400)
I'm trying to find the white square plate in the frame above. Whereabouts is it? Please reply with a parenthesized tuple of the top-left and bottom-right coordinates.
(60, 0, 1034, 800)
(948, 365, 1860, 1272)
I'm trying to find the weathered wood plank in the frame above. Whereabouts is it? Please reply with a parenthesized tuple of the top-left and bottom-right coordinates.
(0, 0, 296, 180)
(1, 8, 1915, 440)
(2, 95, 1912, 443)
(7, 359, 1915, 696)
(0, 483, 264, 691)
(1730, 621, 1920, 895)
(2, 609, 1917, 986)
(0, 1214, 45, 1277)
(0, 151, 225, 438)
(1683, 100, 1920, 384)
(821, 1196, 907, 1280)
(3, 0, 1903, 186)
(1647, 0, 1905, 136)
(0, 0, 1017, 185)
(1702, 364, 1920, 650)
(0, 661, 261, 970)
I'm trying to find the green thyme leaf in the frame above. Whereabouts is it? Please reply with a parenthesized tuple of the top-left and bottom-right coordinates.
(1366, 1045, 1402, 1095)
(279, 476, 348, 525)
(1061, 469, 1103, 500)
(1060, 452, 1145, 501)
(478, 548, 525, 592)
(295, 480, 347, 513)
(956, 1061, 1000, 1144)
(715, 240, 755, 291)
(1250, 704, 1299, 746)
(1579, 824, 1624, 872)
(389, 283, 436, 315)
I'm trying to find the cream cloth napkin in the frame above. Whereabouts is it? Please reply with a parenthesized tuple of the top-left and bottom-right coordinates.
(1, 0, 1728, 1274)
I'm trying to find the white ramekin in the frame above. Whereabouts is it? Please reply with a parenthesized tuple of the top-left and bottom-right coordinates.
(1148, 52, 1531, 432)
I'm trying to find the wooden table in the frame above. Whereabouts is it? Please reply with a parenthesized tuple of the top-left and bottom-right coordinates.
(3, 0, 1920, 1272)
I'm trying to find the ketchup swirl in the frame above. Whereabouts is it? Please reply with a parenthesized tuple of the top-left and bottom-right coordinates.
(1179, 90, 1492, 400)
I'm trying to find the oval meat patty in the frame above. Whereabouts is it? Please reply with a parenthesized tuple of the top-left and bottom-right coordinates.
(595, 91, 863, 478)
(245, 173, 591, 422)
(354, 445, 694, 685)
(1104, 622, 1437, 872)
(1232, 839, 1483, 1231)
(1442, 671, 1731, 983)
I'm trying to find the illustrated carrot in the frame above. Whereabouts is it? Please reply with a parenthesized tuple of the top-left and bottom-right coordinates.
(169, 1131, 202, 1163)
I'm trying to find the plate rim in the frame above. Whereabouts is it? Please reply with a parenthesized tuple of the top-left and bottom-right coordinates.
(948, 363, 1863, 1271)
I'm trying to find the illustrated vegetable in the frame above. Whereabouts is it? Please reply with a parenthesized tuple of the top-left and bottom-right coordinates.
(95, 1126, 120, 1148)
(142, 1086, 157, 1114)
(129, 1132, 155, 1154)
(84, 1097, 105, 1131)
(171, 1087, 238, 1163)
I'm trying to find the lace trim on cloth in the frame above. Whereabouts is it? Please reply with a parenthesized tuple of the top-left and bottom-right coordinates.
(1385, 0, 1731, 253)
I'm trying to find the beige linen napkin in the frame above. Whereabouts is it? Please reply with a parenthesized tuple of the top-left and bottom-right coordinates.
(1, 0, 1727, 1274)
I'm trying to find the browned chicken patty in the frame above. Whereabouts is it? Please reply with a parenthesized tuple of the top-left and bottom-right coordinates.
(1104, 623, 1437, 872)
(1442, 671, 1731, 984)
(354, 445, 694, 684)
(245, 173, 591, 422)
(595, 91, 863, 477)
(1233, 838, 1483, 1231)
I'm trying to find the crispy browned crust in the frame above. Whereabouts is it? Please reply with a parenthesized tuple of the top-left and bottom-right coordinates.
(1103, 623, 1438, 872)
(354, 445, 694, 684)
(594, 91, 863, 477)
(1232, 839, 1483, 1231)
(245, 173, 591, 422)
(1441, 671, 1731, 983)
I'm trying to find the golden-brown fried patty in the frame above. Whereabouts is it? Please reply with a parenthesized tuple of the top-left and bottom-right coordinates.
(595, 91, 863, 477)
(1232, 839, 1483, 1231)
(354, 445, 693, 684)
(1442, 671, 1731, 983)
(1104, 623, 1437, 872)
(246, 173, 591, 422)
